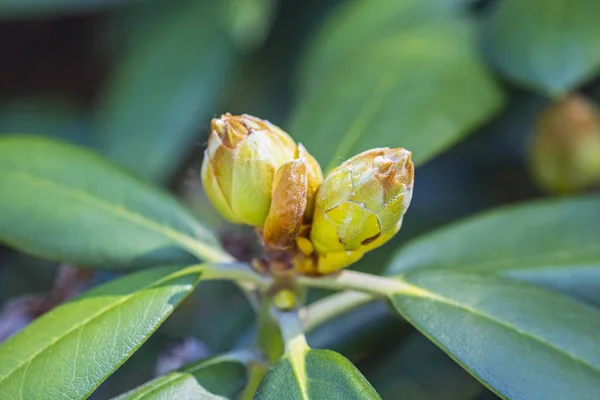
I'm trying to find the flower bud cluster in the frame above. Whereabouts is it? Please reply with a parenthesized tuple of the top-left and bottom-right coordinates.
(202, 114, 414, 274)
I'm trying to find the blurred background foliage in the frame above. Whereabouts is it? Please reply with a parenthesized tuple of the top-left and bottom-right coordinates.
(1, 0, 599, 398)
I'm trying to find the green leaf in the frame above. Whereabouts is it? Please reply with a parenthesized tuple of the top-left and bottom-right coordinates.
(387, 195, 600, 304)
(289, 20, 504, 170)
(367, 333, 483, 400)
(255, 347, 381, 399)
(95, 1, 236, 183)
(488, 0, 600, 96)
(113, 351, 251, 400)
(0, 136, 228, 269)
(299, 0, 471, 95)
(389, 270, 600, 399)
(0, 265, 203, 399)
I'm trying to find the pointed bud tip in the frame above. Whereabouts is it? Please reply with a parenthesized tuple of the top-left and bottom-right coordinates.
(373, 148, 412, 174)
(387, 147, 412, 164)
(210, 113, 253, 148)
(211, 117, 228, 136)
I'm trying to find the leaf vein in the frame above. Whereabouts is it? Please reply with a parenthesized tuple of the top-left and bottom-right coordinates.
(394, 283, 600, 375)
(0, 169, 229, 263)
(0, 271, 186, 387)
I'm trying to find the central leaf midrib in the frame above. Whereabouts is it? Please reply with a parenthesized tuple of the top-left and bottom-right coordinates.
(392, 242, 600, 274)
(395, 283, 600, 375)
(126, 372, 190, 400)
(0, 271, 193, 388)
(0, 169, 229, 263)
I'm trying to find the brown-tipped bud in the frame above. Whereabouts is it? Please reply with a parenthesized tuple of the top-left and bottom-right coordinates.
(296, 148, 414, 275)
(529, 94, 600, 193)
(201, 113, 297, 226)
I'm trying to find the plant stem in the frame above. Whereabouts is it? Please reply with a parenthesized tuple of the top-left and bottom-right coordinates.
(256, 295, 284, 365)
(186, 239, 266, 308)
(272, 308, 308, 353)
(297, 270, 410, 297)
(239, 361, 269, 400)
(303, 291, 376, 333)
(188, 262, 271, 289)
(186, 238, 235, 264)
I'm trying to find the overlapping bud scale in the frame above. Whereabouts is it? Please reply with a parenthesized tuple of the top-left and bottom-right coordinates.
(201, 114, 322, 249)
(201, 114, 414, 274)
(297, 148, 414, 274)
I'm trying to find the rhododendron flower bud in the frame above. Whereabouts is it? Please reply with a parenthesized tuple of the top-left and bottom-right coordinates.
(201, 113, 297, 226)
(530, 94, 600, 193)
(296, 148, 414, 274)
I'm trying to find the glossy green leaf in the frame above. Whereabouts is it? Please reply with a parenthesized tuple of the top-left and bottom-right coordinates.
(289, 20, 504, 170)
(96, 1, 236, 183)
(255, 347, 381, 399)
(488, 0, 600, 96)
(389, 270, 600, 399)
(91, 335, 163, 399)
(0, 265, 203, 399)
(387, 195, 600, 304)
(0, 136, 228, 269)
(113, 351, 251, 400)
(367, 333, 483, 400)
(300, 0, 471, 95)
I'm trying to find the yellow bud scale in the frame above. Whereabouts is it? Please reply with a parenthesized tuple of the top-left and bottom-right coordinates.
(201, 114, 414, 275)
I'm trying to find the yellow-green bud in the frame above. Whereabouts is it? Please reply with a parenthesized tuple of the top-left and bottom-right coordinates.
(201, 113, 297, 226)
(201, 113, 323, 252)
(529, 94, 600, 193)
(272, 289, 297, 311)
(296, 148, 414, 274)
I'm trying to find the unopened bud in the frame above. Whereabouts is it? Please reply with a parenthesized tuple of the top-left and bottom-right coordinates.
(296, 148, 414, 274)
(529, 94, 600, 193)
(272, 289, 297, 311)
(201, 113, 297, 226)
